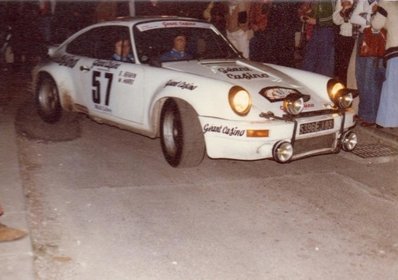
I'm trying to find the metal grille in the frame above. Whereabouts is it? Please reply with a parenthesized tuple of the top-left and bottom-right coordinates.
(294, 134, 336, 155)
(351, 143, 398, 158)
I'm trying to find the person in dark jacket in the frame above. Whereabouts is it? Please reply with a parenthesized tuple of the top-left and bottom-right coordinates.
(300, 0, 336, 76)
(263, 1, 301, 67)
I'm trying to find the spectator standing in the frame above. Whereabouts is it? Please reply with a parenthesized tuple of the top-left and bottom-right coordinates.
(10, 1, 45, 71)
(225, 1, 251, 58)
(300, 0, 336, 76)
(94, 1, 117, 22)
(135, 0, 170, 16)
(175, 1, 208, 19)
(248, 0, 270, 62)
(371, 0, 398, 128)
(37, 0, 54, 44)
(333, 0, 358, 85)
(351, 0, 385, 127)
(203, 1, 228, 35)
(298, 0, 315, 49)
(264, 1, 300, 67)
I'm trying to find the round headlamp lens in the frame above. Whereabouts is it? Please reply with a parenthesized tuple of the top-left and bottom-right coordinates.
(327, 80, 354, 109)
(229, 87, 251, 116)
(328, 81, 345, 99)
(338, 92, 353, 109)
(273, 141, 293, 163)
(284, 97, 304, 115)
(341, 130, 358, 151)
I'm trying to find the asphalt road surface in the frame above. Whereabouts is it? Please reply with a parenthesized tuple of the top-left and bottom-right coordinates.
(4, 71, 398, 279)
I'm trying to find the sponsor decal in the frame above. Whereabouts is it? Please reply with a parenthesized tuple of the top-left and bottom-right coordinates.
(203, 124, 245, 137)
(260, 87, 310, 105)
(93, 60, 121, 69)
(165, 79, 198, 90)
(118, 71, 137, 85)
(279, 103, 314, 111)
(218, 66, 251, 74)
(94, 104, 112, 113)
(136, 21, 209, 31)
(53, 55, 79, 68)
(262, 87, 296, 101)
(162, 21, 197, 28)
(217, 66, 268, 80)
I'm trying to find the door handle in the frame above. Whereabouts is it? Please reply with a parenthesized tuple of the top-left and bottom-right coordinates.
(80, 65, 91, 71)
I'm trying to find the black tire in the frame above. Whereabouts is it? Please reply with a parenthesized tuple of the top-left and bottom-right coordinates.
(35, 75, 62, 123)
(160, 99, 205, 167)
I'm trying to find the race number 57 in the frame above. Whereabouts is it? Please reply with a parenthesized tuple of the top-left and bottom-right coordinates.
(92, 71, 113, 105)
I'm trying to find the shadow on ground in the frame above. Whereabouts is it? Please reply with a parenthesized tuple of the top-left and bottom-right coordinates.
(15, 100, 81, 142)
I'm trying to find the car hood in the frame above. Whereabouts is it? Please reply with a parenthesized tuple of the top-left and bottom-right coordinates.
(162, 59, 299, 87)
(161, 59, 330, 114)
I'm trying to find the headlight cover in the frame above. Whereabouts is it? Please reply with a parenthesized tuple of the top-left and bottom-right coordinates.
(229, 86, 252, 116)
(336, 91, 354, 108)
(283, 94, 306, 115)
(327, 80, 354, 109)
(259, 87, 310, 116)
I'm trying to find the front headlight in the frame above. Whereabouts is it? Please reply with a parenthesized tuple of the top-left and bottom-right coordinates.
(229, 86, 251, 116)
(327, 80, 353, 109)
(336, 91, 353, 108)
(283, 96, 305, 115)
(328, 80, 345, 99)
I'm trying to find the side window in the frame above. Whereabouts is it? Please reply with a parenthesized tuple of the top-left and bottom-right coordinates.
(94, 26, 132, 61)
(66, 30, 95, 57)
(66, 26, 133, 61)
(134, 27, 171, 63)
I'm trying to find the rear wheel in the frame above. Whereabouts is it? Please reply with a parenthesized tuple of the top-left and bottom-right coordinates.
(35, 75, 62, 123)
(160, 99, 205, 167)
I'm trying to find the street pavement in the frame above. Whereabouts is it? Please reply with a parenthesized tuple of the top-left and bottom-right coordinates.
(356, 123, 398, 149)
(1, 69, 398, 279)
(0, 70, 35, 280)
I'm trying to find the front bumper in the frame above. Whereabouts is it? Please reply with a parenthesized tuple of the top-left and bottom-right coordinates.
(200, 109, 357, 162)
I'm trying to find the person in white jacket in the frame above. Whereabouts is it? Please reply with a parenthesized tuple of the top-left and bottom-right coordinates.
(225, 1, 251, 59)
(371, 0, 398, 128)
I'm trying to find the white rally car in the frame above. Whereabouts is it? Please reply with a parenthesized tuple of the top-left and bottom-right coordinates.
(34, 17, 358, 167)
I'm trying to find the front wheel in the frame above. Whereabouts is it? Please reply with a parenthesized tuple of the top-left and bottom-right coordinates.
(160, 99, 205, 167)
(35, 75, 62, 123)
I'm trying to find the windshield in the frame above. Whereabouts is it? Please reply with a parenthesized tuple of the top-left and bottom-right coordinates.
(133, 20, 241, 63)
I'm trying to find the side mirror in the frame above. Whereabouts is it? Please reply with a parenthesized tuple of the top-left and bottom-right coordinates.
(48, 45, 59, 57)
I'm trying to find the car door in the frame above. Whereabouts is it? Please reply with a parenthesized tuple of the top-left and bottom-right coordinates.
(68, 25, 145, 124)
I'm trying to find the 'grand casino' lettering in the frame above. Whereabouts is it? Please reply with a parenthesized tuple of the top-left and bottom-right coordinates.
(217, 67, 268, 80)
(226, 72, 268, 80)
(165, 80, 197, 90)
(204, 124, 245, 136)
(222, 126, 245, 136)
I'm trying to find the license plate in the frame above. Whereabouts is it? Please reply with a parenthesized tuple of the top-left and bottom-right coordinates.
(299, 119, 334, 135)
